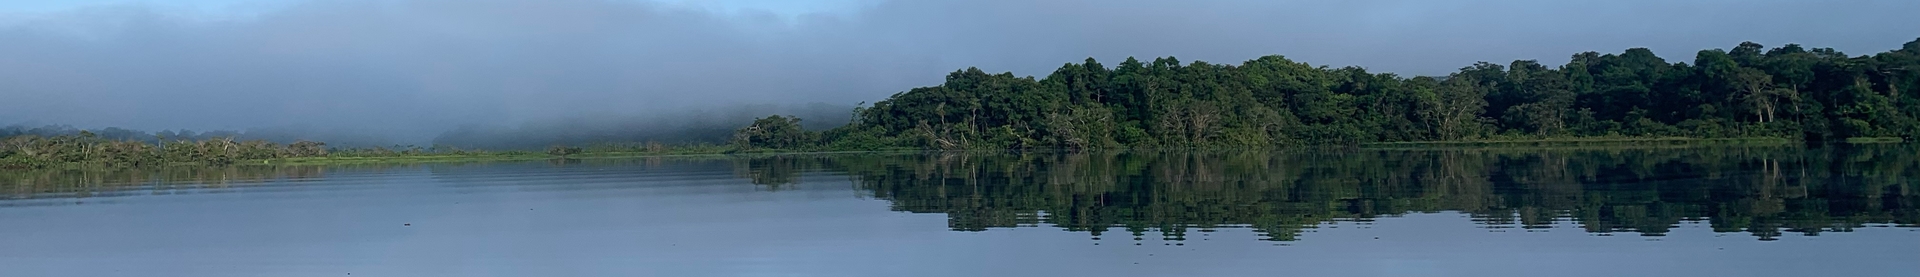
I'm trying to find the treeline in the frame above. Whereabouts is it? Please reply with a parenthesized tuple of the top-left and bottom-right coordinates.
(0, 124, 396, 148)
(2, 125, 254, 144)
(737, 38, 1920, 150)
(0, 125, 730, 169)
(0, 124, 498, 169)
(0, 132, 330, 168)
(11, 38, 1919, 161)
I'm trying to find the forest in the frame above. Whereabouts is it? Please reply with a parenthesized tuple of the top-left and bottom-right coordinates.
(741, 38, 1920, 150)
(7, 38, 1920, 168)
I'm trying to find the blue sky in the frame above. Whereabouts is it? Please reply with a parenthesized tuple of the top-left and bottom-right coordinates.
(1, 0, 295, 14)
(0, 0, 872, 15)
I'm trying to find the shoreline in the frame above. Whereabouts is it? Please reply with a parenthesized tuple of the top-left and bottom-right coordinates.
(271, 136, 1907, 166)
(8, 137, 1909, 169)
(1356, 137, 1800, 149)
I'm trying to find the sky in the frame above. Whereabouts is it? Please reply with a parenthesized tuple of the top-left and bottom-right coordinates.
(0, 0, 877, 16)
(2, 0, 1917, 141)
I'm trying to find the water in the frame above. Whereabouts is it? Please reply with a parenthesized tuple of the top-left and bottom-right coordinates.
(2, 146, 1916, 276)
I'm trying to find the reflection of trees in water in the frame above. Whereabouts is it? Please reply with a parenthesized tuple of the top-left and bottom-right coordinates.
(732, 156, 814, 189)
(0, 165, 387, 203)
(5, 146, 1914, 242)
(822, 146, 1920, 241)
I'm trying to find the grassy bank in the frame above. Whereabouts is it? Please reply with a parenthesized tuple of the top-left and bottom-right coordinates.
(1843, 137, 1909, 144)
(268, 148, 736, 166)
(0, 133, 740, 169)
(265, 152, 731, 166)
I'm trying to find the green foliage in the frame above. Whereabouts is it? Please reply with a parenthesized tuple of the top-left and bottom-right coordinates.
(784, 37, 1920, 150)
(287, 141, 329, 157)
(11, 37, 1920, 158)
(0, 135, 335, 169)
(731, 115, 821, 151)
(546, 145, 583, 157)
(1, 132, 745, 169)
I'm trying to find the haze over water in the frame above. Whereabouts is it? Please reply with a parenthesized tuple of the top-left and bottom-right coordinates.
(2, 145, 1917, 276)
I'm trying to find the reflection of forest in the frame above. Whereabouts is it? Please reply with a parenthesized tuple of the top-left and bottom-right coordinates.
(799, 146, 1920, 241)
(0, 165, 400, 205)
(6, 146, 1915, 241)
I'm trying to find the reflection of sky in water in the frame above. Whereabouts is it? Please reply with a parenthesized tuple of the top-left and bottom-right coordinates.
(0, 149, 1916, 276)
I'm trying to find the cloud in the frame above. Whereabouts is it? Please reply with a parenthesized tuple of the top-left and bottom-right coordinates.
(2, 0, 1915, 141)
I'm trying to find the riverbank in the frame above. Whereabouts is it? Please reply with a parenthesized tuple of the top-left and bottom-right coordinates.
(263, 145, 747, 166)
(1358, 137, 1799, 149)
(10, 136, 1911, 169)
(265, 151, 734, 165)
(1843, 137, 1909, 144)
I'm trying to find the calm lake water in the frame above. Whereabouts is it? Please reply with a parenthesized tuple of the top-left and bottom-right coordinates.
(2, 146, 1917, 277)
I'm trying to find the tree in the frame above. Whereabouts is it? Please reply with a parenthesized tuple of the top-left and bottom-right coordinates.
(1432, 75, 1491, 140)
(546, 145, 582, 158)
(288, 141, 329, 157)
(733, 115, 818, 150)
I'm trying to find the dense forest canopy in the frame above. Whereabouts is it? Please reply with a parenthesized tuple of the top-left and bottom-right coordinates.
(742, 38, 1920, 150)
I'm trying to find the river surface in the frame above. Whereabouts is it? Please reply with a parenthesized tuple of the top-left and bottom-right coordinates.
(2, 146, 1917, 277)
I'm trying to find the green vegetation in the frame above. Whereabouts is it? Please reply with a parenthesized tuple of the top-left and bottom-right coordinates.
(269, 144, 731, 166)
(0, 132, 732, 169)
(8, 38, 1920, 167)
(0, 132, 330, 169)
(1360, 137, 1794, 149)
(730, 115, 820, 151)
(1843, 137, 1907, 144)
(736, 38, 1920, 150)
